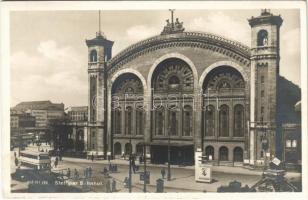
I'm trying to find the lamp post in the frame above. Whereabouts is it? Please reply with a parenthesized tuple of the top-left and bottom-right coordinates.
(128, 137, 132, 193)
(143, 142, 147, 193)
(167, 126, 171, 181)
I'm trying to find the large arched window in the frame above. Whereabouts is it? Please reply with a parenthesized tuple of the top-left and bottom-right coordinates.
(152, 58, 194, 92)
(125, 106, 133, 135)
(136, 107, 144, 135)
(219, 146, 229, 161)
(155, 107, 164, 136)
(90, 50, 97, 62)
(112, 108, 122, 135)
(257, 30, 268, 46)
(168, 106, 178, 136)
(204, 105, 215, 137)
(183, 105, 193, 136)
(219, 105, 229, 137)
(234, 104, 244, 137)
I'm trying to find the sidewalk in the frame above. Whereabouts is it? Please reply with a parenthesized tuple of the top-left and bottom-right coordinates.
(62, 156, 279, 176)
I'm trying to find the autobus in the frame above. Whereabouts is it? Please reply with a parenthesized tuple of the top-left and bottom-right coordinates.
(19, 150, 51, 171)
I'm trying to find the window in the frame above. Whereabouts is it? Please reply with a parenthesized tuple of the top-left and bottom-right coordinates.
(168, 107, 178, 136)
(183, 106, 192, 136)
(261, 76, 265, 83)
(261, 90, 264, 97)
(261, 106, 264, 114)
(219, 105, 229, 137)
(113, 109, 121, 134)
(286, 140, 291, 148)
(155, 107, 164, 135)
(292, 140, 297, 148)
(260, 150, 264, 158)
(90, 50, 97, 62)
(234, 105, 244, 137)
(136, 108, 144, 135)
(257, 30, 268, 46)
(204, 105, 215, 136)
(125, 107, 133, 135)
(92, 131, 96, 137)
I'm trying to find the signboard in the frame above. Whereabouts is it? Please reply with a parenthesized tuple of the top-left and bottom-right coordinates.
(195, 150, 212, 183)
(195, 164, 212, 183)
(140, 171, 150, 184)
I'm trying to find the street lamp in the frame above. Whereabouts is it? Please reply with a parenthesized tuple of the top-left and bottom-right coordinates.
(143, 142, 147, 193)
(128, 136, 132, 193)
(167, 126, 171, 181)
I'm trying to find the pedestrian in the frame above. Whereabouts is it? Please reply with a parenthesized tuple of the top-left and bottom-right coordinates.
(123, 177, 128, 188)
(106, 179, 111, 193)
(161, 168, 166, 179)
(84, 167, 88, 178)
(89, 166, 92, 178)
(14, 157, 19, 167)
(131, 156, 136, 173)
(103, 166, 108, 177)
(91, 153, 94, 162)
(54, 158, 58, 168)
(112, 179, 116, 192)
(108, 155, 111, 163)
(67, 168, 71, 179)
(74, 168, 79, 179)
(139, 156, 142, 164)
(14, 151, 16, 157)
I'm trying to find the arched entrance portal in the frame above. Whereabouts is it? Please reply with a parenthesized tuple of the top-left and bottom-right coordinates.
(233, 147, 244, 162)
(150, 57, 195, 165)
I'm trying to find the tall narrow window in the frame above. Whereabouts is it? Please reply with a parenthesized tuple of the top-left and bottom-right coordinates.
(257, 30, 268, 46)
(125, 107, 133, 135)
(204, 105, 215, 137)
(183, 105, 192, 136)
(234, 105, 244, 137)
(219, 105, 229, 137)
(90, 50, 97, 62)
(168, 106, 178, 136)
(155, 107, 164, 135)
(136, 108, 144, 135)
(112, 109, 121, 135)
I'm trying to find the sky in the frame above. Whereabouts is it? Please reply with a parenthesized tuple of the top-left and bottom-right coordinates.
(10, 9, 301, 107)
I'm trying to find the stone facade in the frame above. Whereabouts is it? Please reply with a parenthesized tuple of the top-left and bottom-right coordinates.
(84, 10, 287, 166)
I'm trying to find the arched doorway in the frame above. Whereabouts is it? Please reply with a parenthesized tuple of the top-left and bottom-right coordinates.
(114, 142, 122, 156)
(205, 146, 214, 160)
(233, 147, 243, 162)
(124, 143, 132, 155)
(219, 146, 229, 161)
